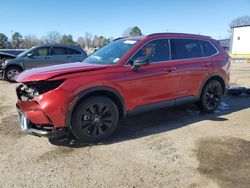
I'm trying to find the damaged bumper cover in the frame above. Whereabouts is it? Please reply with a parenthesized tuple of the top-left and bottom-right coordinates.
(17, 109, 66, 138)
(17, 106, 66, 138)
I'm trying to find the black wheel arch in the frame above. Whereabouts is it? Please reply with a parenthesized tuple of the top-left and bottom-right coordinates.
(5, 64, 24, 72)
(66, 86, 127, 128)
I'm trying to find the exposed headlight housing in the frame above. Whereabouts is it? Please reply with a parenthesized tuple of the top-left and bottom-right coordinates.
(16, 80, 65, 101)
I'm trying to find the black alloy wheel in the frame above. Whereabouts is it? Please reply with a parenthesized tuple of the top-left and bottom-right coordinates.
(198, 80, 223, 113)
(71, 97, 119, 142)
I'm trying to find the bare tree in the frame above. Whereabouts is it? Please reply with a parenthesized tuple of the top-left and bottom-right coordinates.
(230, 16, 250, 28)
(85, 32, 92, 48)
(43, 31, 62, 44)
(23, 34, 41, 48)
(76, 37, 86, 49)
(93, 35, 100, 48)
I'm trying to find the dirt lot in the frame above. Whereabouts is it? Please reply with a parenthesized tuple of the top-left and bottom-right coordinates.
(0, 63, 250, 188)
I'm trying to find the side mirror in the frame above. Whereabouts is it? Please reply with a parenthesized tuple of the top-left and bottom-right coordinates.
(132, 56, 151, 71)
(27, 53, 33, 58)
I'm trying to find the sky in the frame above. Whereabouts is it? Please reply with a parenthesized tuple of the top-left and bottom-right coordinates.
(1, 0, 250, 40)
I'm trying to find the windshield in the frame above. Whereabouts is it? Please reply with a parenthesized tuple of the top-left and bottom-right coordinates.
(84, 39, 140, 65)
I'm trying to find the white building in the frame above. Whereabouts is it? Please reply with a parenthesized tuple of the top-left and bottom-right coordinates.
(231, 25, 250, 55)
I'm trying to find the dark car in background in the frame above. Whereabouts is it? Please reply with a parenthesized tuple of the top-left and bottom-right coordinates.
(0, 51, 24, 77)
(3, 44, 87, 82)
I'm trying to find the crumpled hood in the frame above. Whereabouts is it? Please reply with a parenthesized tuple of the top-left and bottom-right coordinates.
(15, 62, 107, 82)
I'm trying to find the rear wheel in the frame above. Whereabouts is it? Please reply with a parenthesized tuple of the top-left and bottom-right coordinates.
(4, 66, 22, 83)
(71, 96, 119, 142)
(198, 80, 223, 113)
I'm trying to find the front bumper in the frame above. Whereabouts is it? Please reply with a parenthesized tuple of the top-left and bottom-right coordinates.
(0, 61, 4, 74)
(17, 108, 66, 138)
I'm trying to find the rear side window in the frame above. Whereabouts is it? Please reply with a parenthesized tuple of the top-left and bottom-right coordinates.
(68, 48, 81, 55)
(201, 41, 218, 56)
(132, 39, 170, 63)
(170, 39, 203, 60)
(53, 47, 68, 55)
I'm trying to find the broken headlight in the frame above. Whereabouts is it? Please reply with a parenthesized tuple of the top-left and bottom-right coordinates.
(16, 80, 65, 101)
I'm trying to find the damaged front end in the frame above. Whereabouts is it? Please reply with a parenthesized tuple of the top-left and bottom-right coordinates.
(16, 79, 68, 138)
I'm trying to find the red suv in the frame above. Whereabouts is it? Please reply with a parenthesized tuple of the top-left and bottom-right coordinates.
(15, 33, 230, 142)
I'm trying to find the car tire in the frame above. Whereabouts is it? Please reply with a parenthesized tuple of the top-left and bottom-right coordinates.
(4, 66, 22, 83)
(197, 80, 223, 113)
(71, 96, 119, 142)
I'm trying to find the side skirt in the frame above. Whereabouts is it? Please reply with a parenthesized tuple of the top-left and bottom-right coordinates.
(127, 96, 200, 116)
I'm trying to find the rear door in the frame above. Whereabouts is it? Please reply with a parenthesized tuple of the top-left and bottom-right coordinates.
(49, 46, 70, 65)
(23, 46, 53, 69)
(170, 38, 212, 98)
(67, 48, 87, 62)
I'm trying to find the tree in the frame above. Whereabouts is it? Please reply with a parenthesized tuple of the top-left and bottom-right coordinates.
(129, 26, 142, 36)
(99, 36, 108, 47)
(92, 35, 100, 48)
(43, 31, 61, 43)
(77, 37, 86, 49)
(60, 34, 75, 45)
(122, 27, 132, 37)
(85, 32, 92, 48)
(23, 34, 41, 49)
(12, 32, 23, 49)
(230, 16, 250, 28)
(0, 33, 8, 49)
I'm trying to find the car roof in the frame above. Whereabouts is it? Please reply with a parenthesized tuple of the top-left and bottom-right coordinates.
(33, 44, 83, 50)
(124, 33, 212, 41)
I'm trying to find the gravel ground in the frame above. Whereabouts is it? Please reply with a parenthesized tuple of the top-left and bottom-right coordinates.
(0, 63, 250, 188)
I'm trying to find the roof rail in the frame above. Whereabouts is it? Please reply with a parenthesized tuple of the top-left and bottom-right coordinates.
(147, 33, 211, 38)
(113, 37, 126, 41)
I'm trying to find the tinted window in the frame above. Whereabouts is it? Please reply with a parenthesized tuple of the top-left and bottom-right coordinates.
(68, 48, 81, 55)
(53, 47, 68, 55)
(201, 41, 217, 56)
(170, 39, 203, 60)
(32, 47, 49, 56)
(132, 39, 170, 63)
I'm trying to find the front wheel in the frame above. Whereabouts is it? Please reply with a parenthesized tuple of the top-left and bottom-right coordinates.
(198, 80, 223, 113)
(4, 66, 22, 83)
(71, 96, 119, 142)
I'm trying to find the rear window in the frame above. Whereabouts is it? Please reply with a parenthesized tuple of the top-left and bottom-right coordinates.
(201, 41, 218, 56)
(170, 39, 203, 60)
(68, 48, 81, 55)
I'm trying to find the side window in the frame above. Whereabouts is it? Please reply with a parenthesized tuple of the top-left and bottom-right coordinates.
(53, 47, 68, 55)
(201, 41, 218, 56)
(68, 48, 81, 55)
(131, 39, 170, 63)
(32, 47, 49, 56)
(170, 39, 203, 60)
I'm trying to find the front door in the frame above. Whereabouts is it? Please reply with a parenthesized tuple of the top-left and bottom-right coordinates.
(23, 46, 53, 69)
(119, 39, 177, 110)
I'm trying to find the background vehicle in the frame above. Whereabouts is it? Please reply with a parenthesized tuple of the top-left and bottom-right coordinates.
(4, 44, 87, 82)
(0, 51, 20, 77)
(15, 33, 230, 143)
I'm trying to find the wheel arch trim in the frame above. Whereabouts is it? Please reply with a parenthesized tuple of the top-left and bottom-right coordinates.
(65, 86, 127, 128)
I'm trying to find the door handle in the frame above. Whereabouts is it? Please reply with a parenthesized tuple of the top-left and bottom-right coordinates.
(66, 56, 71, 58)
(44, 57, 50, 59)
(163, 67, 176, 72)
